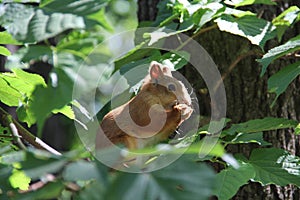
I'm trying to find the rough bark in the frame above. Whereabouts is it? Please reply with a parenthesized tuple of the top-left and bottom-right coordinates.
(138, 0, 300, 199)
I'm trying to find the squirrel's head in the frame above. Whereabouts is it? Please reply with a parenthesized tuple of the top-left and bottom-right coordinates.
(142, 61, 193, 121)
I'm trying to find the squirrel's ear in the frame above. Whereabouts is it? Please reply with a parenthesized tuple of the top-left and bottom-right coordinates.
(150, 61, 163, 80)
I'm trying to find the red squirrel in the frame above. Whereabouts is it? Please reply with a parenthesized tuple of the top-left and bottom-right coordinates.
(96, 61, 193, 149)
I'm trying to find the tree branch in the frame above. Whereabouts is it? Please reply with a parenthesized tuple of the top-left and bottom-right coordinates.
(0, 106, 61, 156)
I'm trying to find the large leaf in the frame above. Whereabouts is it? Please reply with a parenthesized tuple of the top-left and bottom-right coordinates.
(268, 61, 300, 105)
(216, 14, 276, 48)
(249, 148, 300, 186)
(213, 163, 255, 200)
(105, 159, 215, 200)
(223, 117, 298, 136)
(224, 0, 276, 7)
(0, 1, 109, 43)
(228, 132, 271, 146)
(29, 69, 73, 134)
(258, 35, 300, 76)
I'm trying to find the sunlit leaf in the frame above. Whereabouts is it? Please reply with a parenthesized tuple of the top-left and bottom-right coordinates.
(224, 0, 276, 7)
(229, 132, 271, 146)
(52, 105, 75, 120)
(272, 6, 300, 41)
(249, 148, 300, 186)
(0, 46, 11, 56)
(216, 14, 276, 48)
(0, 31, 22, 45)
(0, 78, 23, 106)
(9, 170, 31, 190)
(258, 35, 300, 76)
(0, 1, 109, 43)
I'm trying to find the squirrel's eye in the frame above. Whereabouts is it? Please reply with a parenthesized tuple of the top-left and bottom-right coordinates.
(168, 83, 176, 91)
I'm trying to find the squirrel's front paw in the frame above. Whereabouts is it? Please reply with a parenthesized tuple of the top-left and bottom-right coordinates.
(174, 104, 193, 120)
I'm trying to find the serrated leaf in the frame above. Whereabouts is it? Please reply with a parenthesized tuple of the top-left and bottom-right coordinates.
(213, 163, 255, 200)
(223, 117, 298, 135)
(258, 35, 300, 76)
(216, 14, 276, 48)
(268, 61, 300, 105)
(249, 148, 300, 186)
(0, 1, 109, 43)
(0, 46, 11, 56)
(106, 159, 215, 200)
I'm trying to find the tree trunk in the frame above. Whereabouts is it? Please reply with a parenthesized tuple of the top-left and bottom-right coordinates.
(137, 1, 300, 199)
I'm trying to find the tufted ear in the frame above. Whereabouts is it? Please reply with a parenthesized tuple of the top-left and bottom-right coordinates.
(150, 61, 163, 80)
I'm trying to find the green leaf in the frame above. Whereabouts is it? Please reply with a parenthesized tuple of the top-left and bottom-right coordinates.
(75, 181, 106, 200)
(105, 159, 215, 200)
(0, 77, 23, 106)
(249, 148, 300, 186)
(9, 169, 31, 190)
(272, 6, 300, 41)
(41, 0, 108, 16)
(21, 151, 66, 180)
(0, 31, 22, 45)
(224, 0, 276, 7)
(223, 117, 298, 135)
(0, 1, 109, 43)
(258, 35, 300, 76)
(63, 160, 100, 181)
(29, 69, 73, 135)
(0, 68, 46, 113)
(229, 132, 271, 146)
(295, 123, 300, 135)
(16, 105, 36, 127)
(21, 45, 53, 63)
(52, 105, 75, 120)
(160, 51, 190, 70)
(213, 162, 255, 200)
(0, 151, 26, 164)
(268, 61, 300, 105)
(14, 181, 65, 200)
(215, 14, 276, 48)
(0, 46, 11, 56)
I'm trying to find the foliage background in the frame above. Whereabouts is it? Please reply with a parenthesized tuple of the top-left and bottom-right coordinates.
(0, 0, 300, 199)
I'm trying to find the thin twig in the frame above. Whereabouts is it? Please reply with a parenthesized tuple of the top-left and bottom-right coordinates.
(9, 122, 27, 150)
(0, 107, 61, 156)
